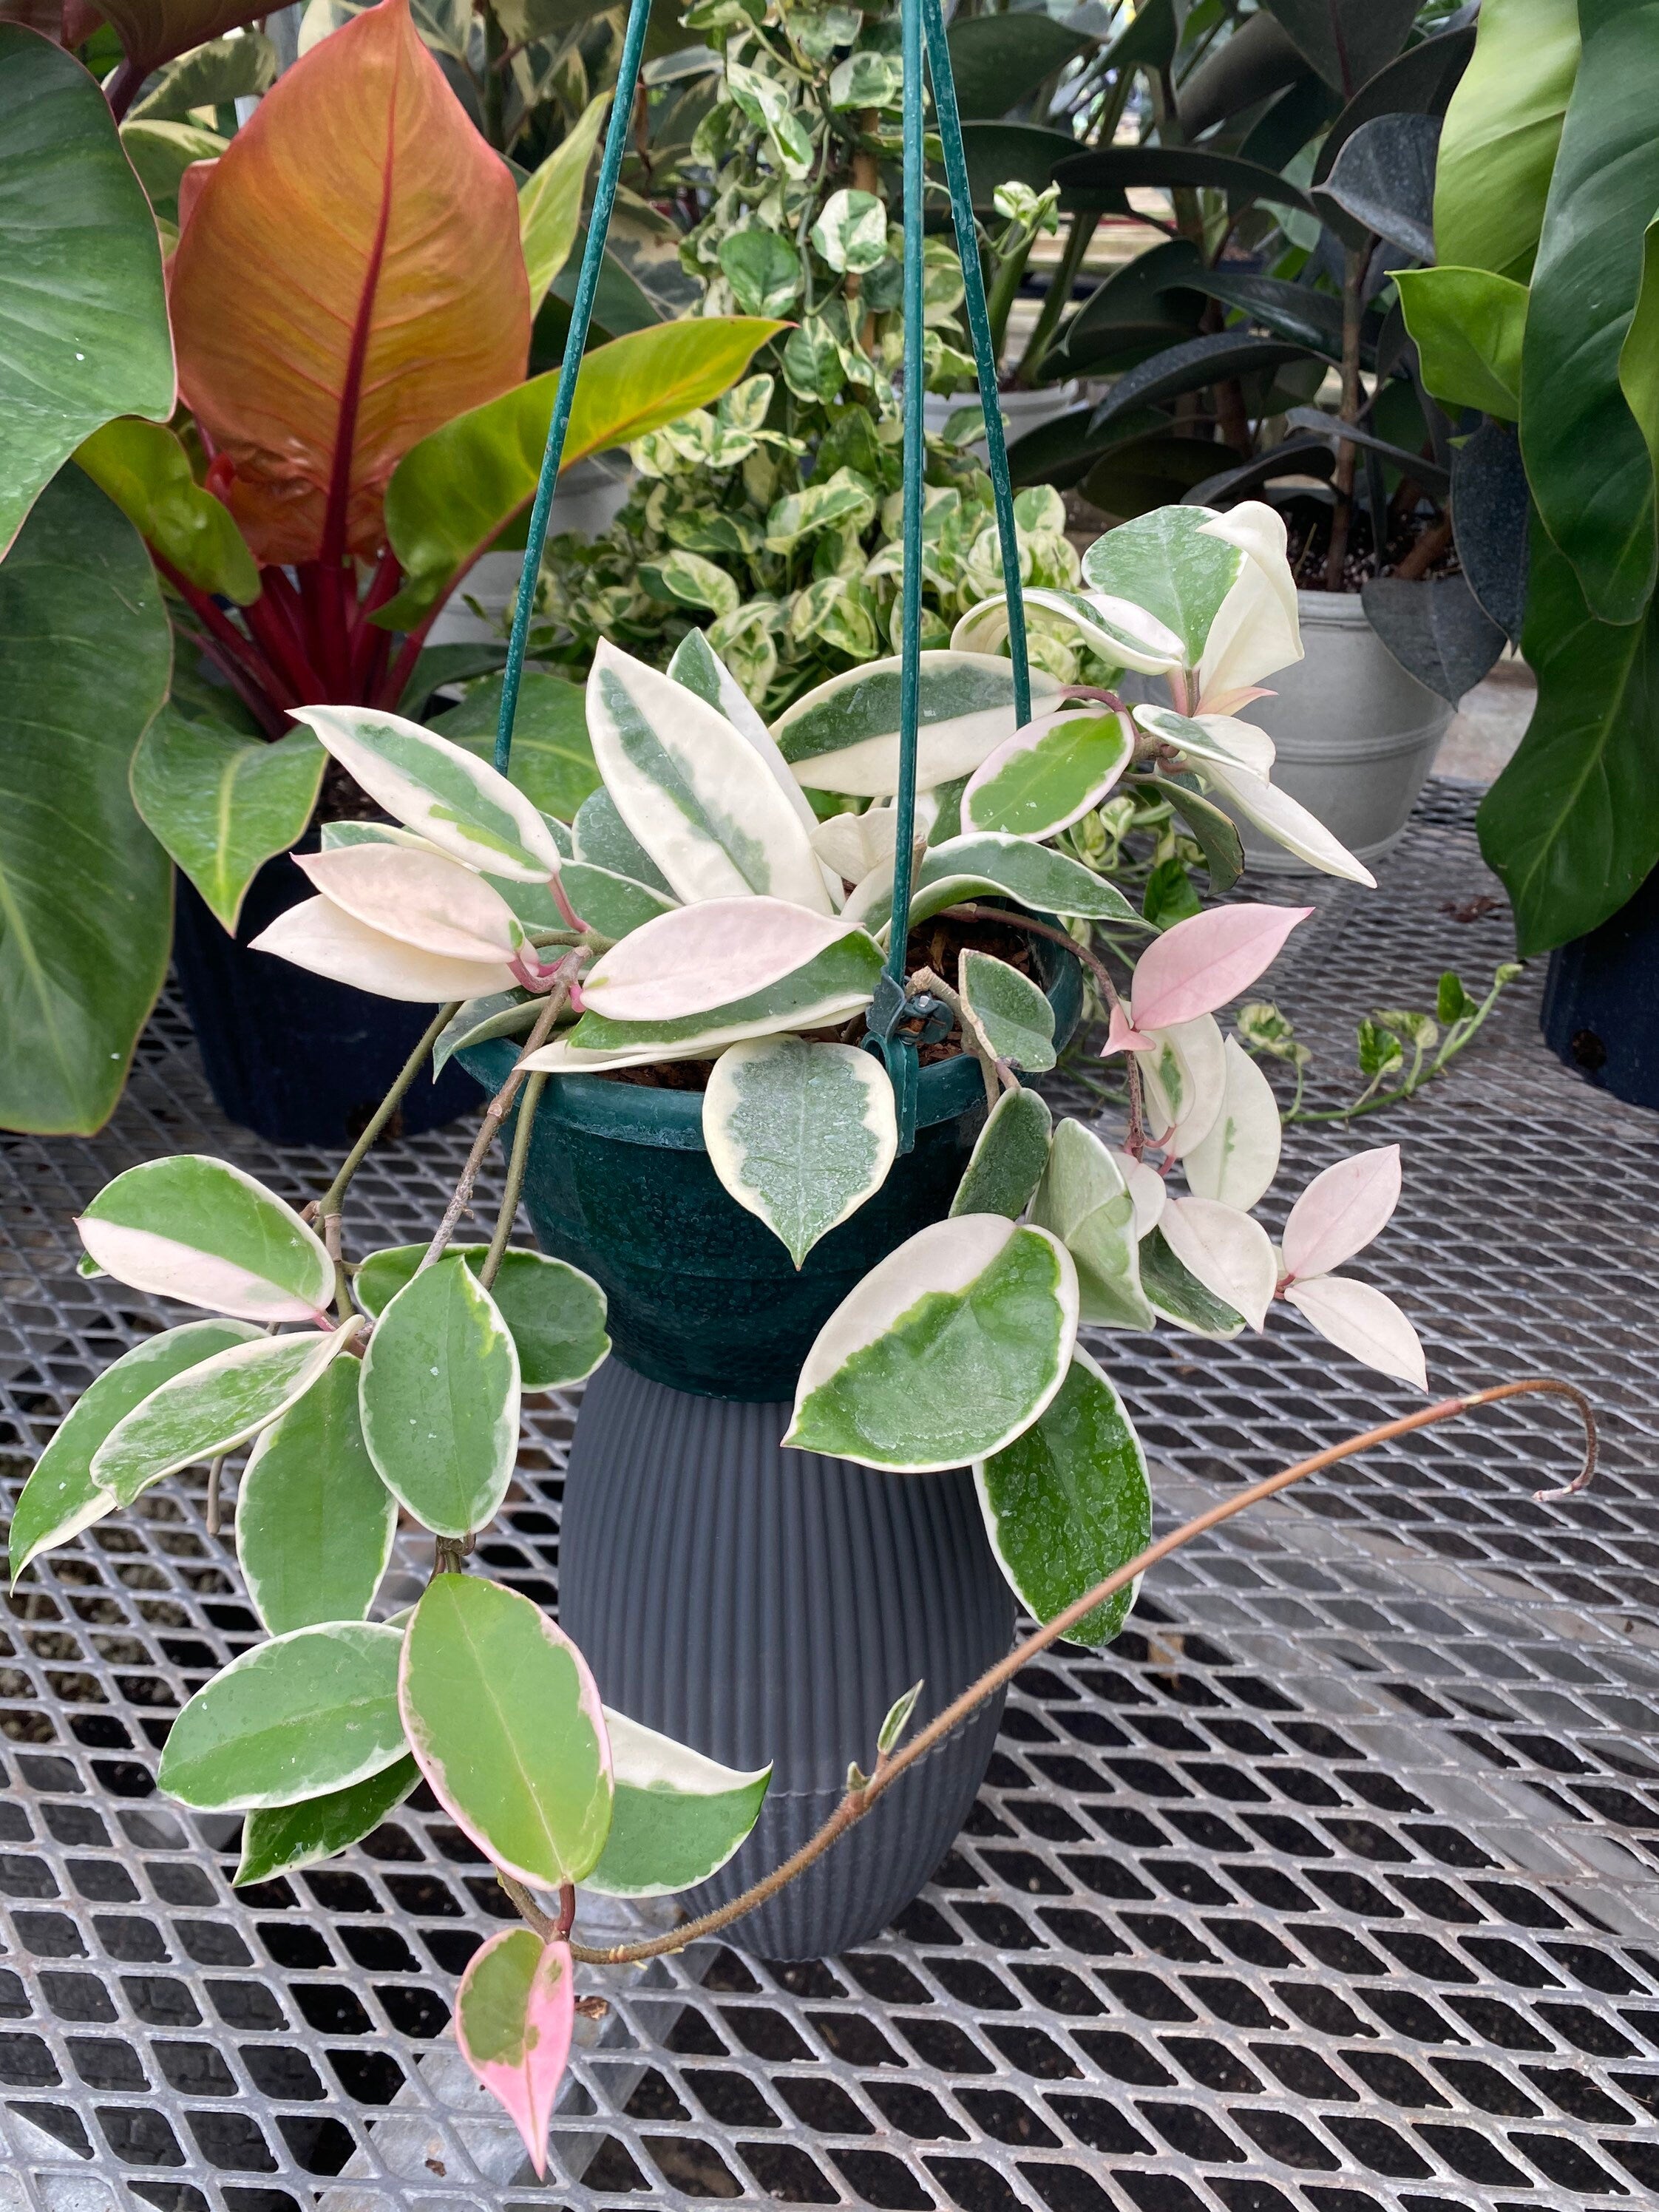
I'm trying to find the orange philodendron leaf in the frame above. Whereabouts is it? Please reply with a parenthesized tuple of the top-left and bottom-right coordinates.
(166, 0, 530, 570)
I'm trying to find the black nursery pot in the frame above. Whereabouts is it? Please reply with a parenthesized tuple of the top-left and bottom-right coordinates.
(1541, 864, 1659, 1109)
(560, 1360, 1015, 1958)
(171, 840, 477, 1147)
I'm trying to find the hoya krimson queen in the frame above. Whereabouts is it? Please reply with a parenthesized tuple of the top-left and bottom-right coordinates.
(15, 502, 1436, 2173)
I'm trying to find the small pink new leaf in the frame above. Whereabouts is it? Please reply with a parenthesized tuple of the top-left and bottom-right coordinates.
(455, 1928, 576, 2179)
(1101, 1001, 1156, 1058)
(1129, 904, 1312, 1033)
(1281, 1146, 1402, 1283)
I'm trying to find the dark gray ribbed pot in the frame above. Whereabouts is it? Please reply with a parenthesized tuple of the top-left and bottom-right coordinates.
(560, 1359, 1015, 1958)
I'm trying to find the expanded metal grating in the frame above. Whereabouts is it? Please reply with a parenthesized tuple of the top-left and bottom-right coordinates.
(1, 778, 1658, 2212)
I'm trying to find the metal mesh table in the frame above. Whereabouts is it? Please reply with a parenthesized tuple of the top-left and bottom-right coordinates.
(3, 779, 1658, 2212)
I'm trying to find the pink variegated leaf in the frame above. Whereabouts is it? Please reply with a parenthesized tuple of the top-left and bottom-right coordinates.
(250, 897, 519, 1002)
(1281, 1146, 1402, 1283)
(1128, 903, 1312, 1033)
(581, 898, 864, 1024)
(294, 847, 526, 966)
(455, 1928, 575, 2178)
(1284, 1275, 1426, 1389)
(1102, 1001, 1156, 1057)
(1194, 685, 1274, 717)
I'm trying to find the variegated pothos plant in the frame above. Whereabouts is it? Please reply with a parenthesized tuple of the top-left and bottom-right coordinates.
(13, 500, 1430, 2174)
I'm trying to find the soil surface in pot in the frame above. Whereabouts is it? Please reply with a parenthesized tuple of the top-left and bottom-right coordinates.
(1282, 495, 1463, 593)
(608, 909, 1047, 1092)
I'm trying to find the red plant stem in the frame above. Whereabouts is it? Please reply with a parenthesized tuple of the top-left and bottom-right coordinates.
(104, 55, 146, 119)
(153, 556, 293, 732)
(379, 605, 444, 712)
(360, 620, 393, 706)
(350, 549, 405, 693)
(243, 589, 323, 706)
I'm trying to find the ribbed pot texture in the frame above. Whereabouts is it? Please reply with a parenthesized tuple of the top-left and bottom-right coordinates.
(560, 1359, 1015, 1959)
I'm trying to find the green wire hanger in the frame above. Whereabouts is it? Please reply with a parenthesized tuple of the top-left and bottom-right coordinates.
(493, 0, 1034, 1152)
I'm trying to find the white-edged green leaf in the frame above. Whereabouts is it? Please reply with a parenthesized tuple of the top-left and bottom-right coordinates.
(960, 951, 1056, 1072)
(963, 708, 1136, 840)
(235, 1755, 420, 1887)
(558, 860, 676, 946)
(399, 1574, 613, 1887)
(1131, 702, 1276, 778)
(158, 1621, 407, 1811)
(950, 586, 1185, 675)
(130, 714, 325, 932)
(9, 1320, 259, 1586)
(1031, 1121, 1155, 1331)
(77, 1156, 334, 1323)
(251, 895, 518, 1002)
(455, 1928, 574, 2182)
(773, 651, 1065, 798)
(950, 1088, 1053, 1220)
(294, 846, 526, 966)
(1193, 756, 1377, 886)
(1284, 1274, 1427, 1388)
(1140, 1014, 1227, 1158)
(535, 928, 884, 1071)
(810, 186, 887, 273)
(702, 1037, 897, 1267)
(668, 627, 821, 836)
(90, 1324, 359, 1509)
(359, 1257, 520, 1539)
(1158, 1195, 1276, 1330)
(572, 785, 674, 892)
(1138, 1224, 1245, 1339)
(810, 792, 937, 887)
(290, 705, 565, 882)
(846, 832, 1139, 936)
(1191, 502, 1303, 701)
(587, 638, 832, 910)
(1116, 1148, 1167, 1238)
(432, 991, 540, 1075)
(1182, 1037, 1281, 1211)
(584, 1710, 771, 1897)
(433, 673, 601, 824)
(354, 1245, 608, 1392)
(318, 820, 441, 855)
(785, 1216, 1079, 1472)
(1080, 503, 1247, 671)
(974, 1347, 1151, 1649)
(236, 1357, 396, 1635)
(583, 899, 860, 1023)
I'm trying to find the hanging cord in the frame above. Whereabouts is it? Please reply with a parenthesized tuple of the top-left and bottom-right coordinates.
(493, 0, 654, 778)
(920, 0, 1032, 727)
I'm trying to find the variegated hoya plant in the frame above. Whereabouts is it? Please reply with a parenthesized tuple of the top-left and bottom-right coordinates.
(13, 501, 1428, 2174)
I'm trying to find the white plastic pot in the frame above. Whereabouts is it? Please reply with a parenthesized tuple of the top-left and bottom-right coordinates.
(1232, 590, 1453, 875)
(423, 455, 634, 648)
(923, 379, 1083, 454)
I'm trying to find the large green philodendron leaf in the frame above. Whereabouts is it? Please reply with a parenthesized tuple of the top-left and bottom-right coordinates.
(158, 1620, 408, 1811)
(0, 467, 173, 1137)
(353, 1244, 609, 1392)
(90, 1324, 359, 1508)
(235, 1754, 421, 1887)
(431, 673, 601, 824)
(359, 1255, 520, 1540)
(584, 1710, 771, 1898)
(236, 1357, 396, 1635)
(773, 653, 1065, 798)
(1434, 0, 1580, 285)
(130, 713, 326, 933)
(519, 92, 608, 313)
(587, 642, 832, 911)
(1520, 0, 1659, 625)
(9, 1320, 259, 1587)
(1477, 529, 1659, 953)
(1030, 1119, 1154, 1332)
(960, 952, 1056, 1073)
(1394, 268, 1527, 421)
(399, 1575, 614, 1887)
(0, 27, 175, 558)
(844, 832, 1140, 935)
(702, 1037, 898, 1267)
(76, 1155, 336, 1323)
(949, 1087, 1054, 1221)
(786, 1216, 1079, 1473)
(76, 417, 259, 603)
(974, 1348, 1151, 1649)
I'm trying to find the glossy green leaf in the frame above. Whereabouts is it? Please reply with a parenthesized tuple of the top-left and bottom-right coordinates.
(1393, 268, 1526, 421)
(432, 991, 537, 1075)
(0, 467, 172, 1136)
(558, 861, 678, 946)
(399, 1574, 613, 1887)
(520, 92, 608, 313)
(235, 1754, 420, 1887)
(359, 1255, 520, 1538)
(1143, 776, 1244, 896)
(130, 713, 325, 933)
(0, 26, 174, 557)
(573, 785, 674, 892)
(719, 228, 802, 317)
(702, 1037, 898, 1267)
(846, 832, 1139, 935)
(236, 1357, 396, 1635)
(960, 952, 1056, 1073)
(1519, 0, 1659, 624)
(75, 416, 259, 603)
(1052, 142, 1317, 220)
(1434, 0, 1580, 283)
(1138, 1224, 1245, 1339)
(158, 1620, 407, 1811)
(946, 10, 1092, 119)
(91, 1325, 358, 1509)
(975, 1348, 1150, 1648)
(381, 318, 786, 626)
(774, 652, 1064, 798)
(1259, 0, 1418, 93)
(584, 1710, 771, 1897)
(1478, 529, 1659, 953)
(1030, 1119, 1153, 1332)
(963, 709, 1136, 841)
(786, 1217, 1079, 1473)
(1620, 214, 1659, 500)
(9, 1320, 259, 1587)
(431, 673, 601, 824)
(77, 1155, 335, 1323)
(354, 1244, 608, 1392)
(949, 1087, 1053, 1221)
